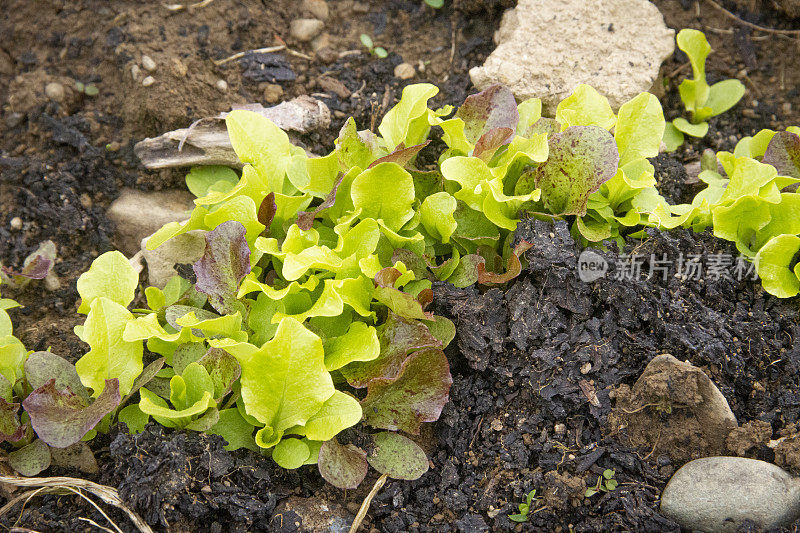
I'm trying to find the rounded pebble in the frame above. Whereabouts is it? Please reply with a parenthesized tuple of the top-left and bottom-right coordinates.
(142, 76, 155, 87)
(302, 0, 329, 20)
(44, 82, 65, 102)
(394, 62, 416, 80)
(215, 79, 228, 92)
(10, 217, 23, 230)
(263, 83, 283, 104)
(290, 18, 325, 42)
(141, 54, 157, 72)
(661, 457, 800, 533)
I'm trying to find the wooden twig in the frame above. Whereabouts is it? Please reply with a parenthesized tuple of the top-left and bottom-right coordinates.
(349, 474, 388, 533)
(704, 0, 800, 36)
(212, 46, 286, 66)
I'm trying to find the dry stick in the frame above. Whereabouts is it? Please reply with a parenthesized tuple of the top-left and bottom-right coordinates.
(0, 475, 154, 533)
(213, 45, 287, 66)
(349, 474, 389, 533)
(704, 0, 800, 36)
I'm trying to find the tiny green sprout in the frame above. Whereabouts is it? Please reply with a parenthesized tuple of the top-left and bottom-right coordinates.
(664, 28, 745, 150)
(508, 489, 538, 523)
(424, 0, 444, 7)
(74, 81, 99, 97)
(585, 469, 618, 497)
(359, 33, 388, 58)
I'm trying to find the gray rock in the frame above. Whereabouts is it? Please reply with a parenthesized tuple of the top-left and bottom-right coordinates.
(107, 188, 195, 255)
(141, 230, 206, 289)
(290, 18, 325, 42)
(661, 457, 800, 532)
(469, 0, 674, 113)
(270, 496, 351, 533)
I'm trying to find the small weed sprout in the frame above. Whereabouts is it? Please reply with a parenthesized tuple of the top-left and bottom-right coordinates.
(424, 0, 444, 7)
(508, 489, 538, 523)
(663, 29, 745, 150)
(360, 34, 388, 58)
(74, 81, 99, 96)
(585, 469, 618, 497)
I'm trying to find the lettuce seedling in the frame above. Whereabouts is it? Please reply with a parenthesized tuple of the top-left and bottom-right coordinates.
(664, 29, 746, 150)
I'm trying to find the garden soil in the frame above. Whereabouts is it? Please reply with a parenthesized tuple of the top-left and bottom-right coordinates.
(1, 0, 800, 531)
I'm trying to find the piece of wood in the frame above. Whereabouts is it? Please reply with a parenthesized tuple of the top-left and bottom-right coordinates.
(134, 96, 330, 169)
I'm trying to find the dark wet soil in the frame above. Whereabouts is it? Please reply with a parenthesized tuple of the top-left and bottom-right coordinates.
(2, 0, 800, 531)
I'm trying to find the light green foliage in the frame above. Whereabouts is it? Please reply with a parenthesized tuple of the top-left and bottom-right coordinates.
(667, 29, 745, 148)
(586, 469, 618, 497)
(509, 489, 538, 523)
(359, 33, 387, 59)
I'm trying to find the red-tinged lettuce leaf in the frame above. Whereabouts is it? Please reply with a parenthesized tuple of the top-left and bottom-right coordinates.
(8, 439, 51, 476)
(340, 311, 441, 388)
(477, 241, 533, 285)
(368, 142, 430, 169)
(198, 348, 241, 402)
(24, 351, 90, 402)
(367, 431, 429, 480)
(193, 221, 251, 314)
(372, 268, 432, 320)
(457, 84, 519, 147)
(360, 348, 452, 434)
(0, 398, 25, 443)
(23, 378, 121, 448)
(473, 127, 514, 161)
(258, 192, 277, 231)
(50, 441, 99, 474)
(296, 172, 345, 231)
(318, 438, 368, 489)
(1, 241, 56, 287)
(375, 267, 403, 288)
(447, 254, 485, 288)
(391, 249, 431, 281)
(416, 288, 433, 310)
(534, 126, 619, 215)
(763, 131, 800, 180)
(521, 117, 561, 138)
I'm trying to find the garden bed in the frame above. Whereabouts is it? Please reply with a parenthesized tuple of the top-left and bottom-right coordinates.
(1, 1, 800, 531)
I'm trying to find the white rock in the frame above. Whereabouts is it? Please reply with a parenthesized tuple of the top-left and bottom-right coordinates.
(9, 217, 22, 230)
(290, 18, 325, 42)
(215, 79, 228, 92)
(394, 62, 416, 80)
(107, 188, 195, 255)
(142, 76, 155, 87)
(469, 0, 675, 113)
(141, 55, 157, 72)
(661, 457, 800, 533)
(141, 230, 206, 289)
(44, 82, 65, 102)
(301, 0, 329, 20)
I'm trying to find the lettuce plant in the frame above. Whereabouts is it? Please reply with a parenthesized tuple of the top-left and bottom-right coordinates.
(663, 29, 746, 151)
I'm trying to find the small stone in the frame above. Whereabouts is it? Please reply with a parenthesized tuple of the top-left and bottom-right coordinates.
(263, 83, 283, 104)
(9, 217, 22, 230)
(352, 2, 369, 13)
(0, 50, 13, 76)
(4, 112, 24, 129)
(554, 423, 566, 435)
(580, 362, 592, 374)
(783, 102, 793, 115)
(141, 76, 155, 87)
(215, 79, 228, 92)
(290, 18, 325, 42)
(131, 64, 141, 81)
(107, 188, 195, 255)
(742, 108, 757, 119)
(271, 497, 352, 533)
(661, 457, 800, 533)
(141, 54, 157, 72)
(316, 46, 339, 64)
(311, 32, 330, 53)
(490, 419, 503, 431)
(201, 485, 212, 494)
(394, 62, 416, 80)
(44, 82, 65, 102)
(302, 0, 329, 20)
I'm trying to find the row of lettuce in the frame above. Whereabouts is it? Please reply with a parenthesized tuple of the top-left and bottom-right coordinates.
(1, 80, 799, 487)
